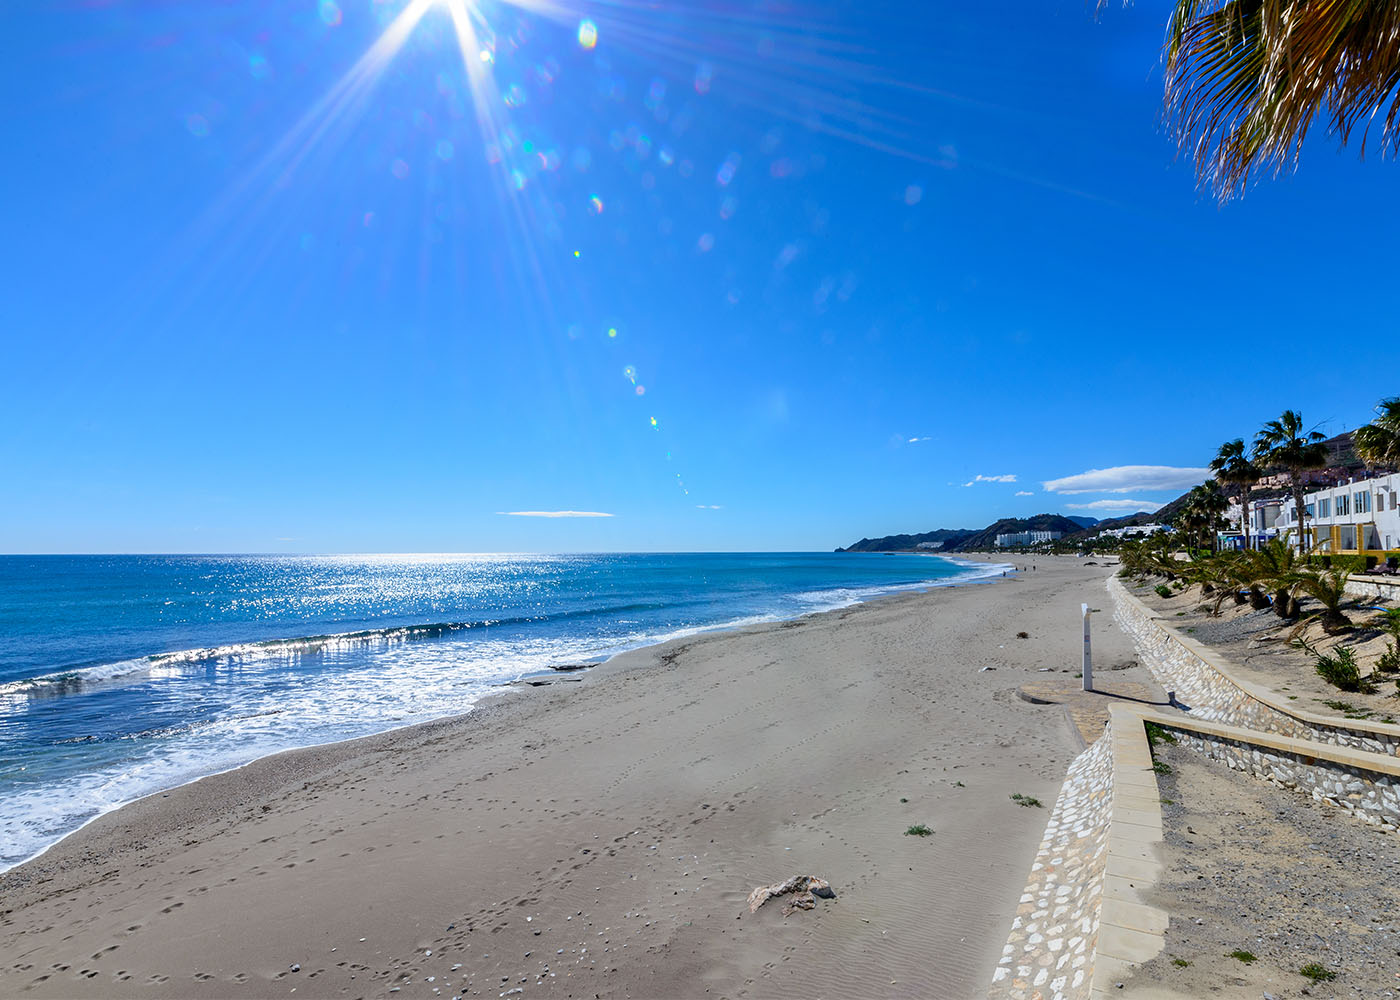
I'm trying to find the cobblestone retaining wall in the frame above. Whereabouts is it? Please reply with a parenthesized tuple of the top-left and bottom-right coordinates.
(1345, 576, 1400, 602)
(1108, 576, 1400, 757)
(1154, 721, 1400, 833)
(989, 732, 1112, 1000)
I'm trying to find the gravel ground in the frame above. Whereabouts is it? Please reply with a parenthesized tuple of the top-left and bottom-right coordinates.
(1127, 740, 1400, 999)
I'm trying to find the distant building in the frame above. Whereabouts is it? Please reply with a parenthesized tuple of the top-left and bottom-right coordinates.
(1274, 472, 1400, 554)
(1101, 523, 1167, 540)
(1216, 499, 1284, 551)
(995, 530, 1062, 547)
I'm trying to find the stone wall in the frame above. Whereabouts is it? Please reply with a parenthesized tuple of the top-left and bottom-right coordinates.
(1345, 575, 1400, 602)
(1148, 716, 1400, 833)
(1108, 576, 1400, 757)
(988, 733, 1113, 1000)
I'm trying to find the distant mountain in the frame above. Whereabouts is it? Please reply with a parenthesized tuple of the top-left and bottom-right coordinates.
(947, 514, 1089, 551)
(837, 528, 977, 553)
(1065, 516, 1100, 528)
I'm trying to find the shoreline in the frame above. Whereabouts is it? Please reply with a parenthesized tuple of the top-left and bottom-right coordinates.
(2, 554, 1125, 999)
(3, 554, 1011, 877)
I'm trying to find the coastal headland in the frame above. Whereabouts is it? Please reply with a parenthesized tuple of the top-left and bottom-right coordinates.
(1, 557, 1138, 999)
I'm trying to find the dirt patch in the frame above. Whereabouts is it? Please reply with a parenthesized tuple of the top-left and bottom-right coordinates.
(1126, 740, 1400, 998)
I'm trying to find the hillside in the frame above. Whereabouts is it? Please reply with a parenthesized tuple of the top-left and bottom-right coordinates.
(948, 513, 1088, 551)
(836, 528, 977, 553)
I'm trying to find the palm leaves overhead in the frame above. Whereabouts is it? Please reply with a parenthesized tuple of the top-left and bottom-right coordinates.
(1210, 438, 1261, 548)
(1353, 396, 1400, 469)
(1162, 0, 1400, 198)
(1254, 410, 1329, 550)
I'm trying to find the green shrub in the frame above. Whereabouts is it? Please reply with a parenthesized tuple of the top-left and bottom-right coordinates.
(904, 823, 933, 837)
(1010, 793, 1042, 808)
(1228, 949, 1256, 964)
(1144, 722, 1178, 748)
(1154, 584, 1173, 599)
(1299, 963, 1336, 982)
(1315, 646, 1375, 693)
(1378, 644, 1400, 673)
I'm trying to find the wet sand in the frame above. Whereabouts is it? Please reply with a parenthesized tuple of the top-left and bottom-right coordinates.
(0, 556, 1134, 999)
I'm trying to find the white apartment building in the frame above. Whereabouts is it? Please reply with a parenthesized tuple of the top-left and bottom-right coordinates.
(994, 530, 1062, 547)
(1101, 523, 1166, 540)
(1274, 472, 1400, 555)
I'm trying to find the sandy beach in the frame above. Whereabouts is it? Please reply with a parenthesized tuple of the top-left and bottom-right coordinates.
(0, 556, 1139, 999)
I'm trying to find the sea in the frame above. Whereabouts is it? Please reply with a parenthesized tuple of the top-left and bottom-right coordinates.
(0, 552, 1007, 871)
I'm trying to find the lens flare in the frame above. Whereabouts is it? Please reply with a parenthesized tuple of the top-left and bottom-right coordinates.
(577, 19, 598, 49)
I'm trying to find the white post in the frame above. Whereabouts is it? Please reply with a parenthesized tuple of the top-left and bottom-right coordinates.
(1081, 603, 1093, 692)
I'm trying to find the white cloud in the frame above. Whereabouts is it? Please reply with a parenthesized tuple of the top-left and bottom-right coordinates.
(1015, 490, 1033, 497)
(695, 505, 723, 510)
(1064, 499, 1165, 512)
(907, 436, 934, 443)
(497, 510, 615, 518)
(962, 473, 1018, 486)
(1042, 465, 1209, 495)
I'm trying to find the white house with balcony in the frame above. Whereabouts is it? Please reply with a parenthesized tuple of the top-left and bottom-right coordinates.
(1275, 473, 1400, 555)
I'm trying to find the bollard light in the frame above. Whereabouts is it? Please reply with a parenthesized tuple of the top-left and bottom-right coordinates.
(1081, 602, 1093, 692)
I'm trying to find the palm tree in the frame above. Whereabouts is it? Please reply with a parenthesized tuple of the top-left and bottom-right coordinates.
(1209, 439, 1261, 550)
(1177, 483, 1229, 554)
(1353, 396, 1400, 471)
(1254, 411, 1330, 554)
(1159, 1, 1400, 199)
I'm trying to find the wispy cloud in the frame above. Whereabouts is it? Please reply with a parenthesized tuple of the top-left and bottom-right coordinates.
(497, 510, 615, 518)
(1014, 490, 1033, 497)
(961, 473, 1018, 486)
(1065, 499, 1164, 512)
(695, 504, 723, 510)
(907, 436, 934, 444)
(1043, 465, 1208, 495)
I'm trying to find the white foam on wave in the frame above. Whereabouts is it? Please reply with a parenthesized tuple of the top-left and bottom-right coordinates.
(792, 556, 1014, 614)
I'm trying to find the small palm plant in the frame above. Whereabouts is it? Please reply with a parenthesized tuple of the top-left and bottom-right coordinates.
(1246, 534, 1306, 620)
(1294, 568, 1354, 634)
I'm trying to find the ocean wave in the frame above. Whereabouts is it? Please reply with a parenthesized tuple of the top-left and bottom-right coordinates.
(791, 558, 1012, 613)
(0, 601, 677, 702)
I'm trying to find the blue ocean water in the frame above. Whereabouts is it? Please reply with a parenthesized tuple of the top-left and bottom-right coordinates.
(0, 552, 1005, 869)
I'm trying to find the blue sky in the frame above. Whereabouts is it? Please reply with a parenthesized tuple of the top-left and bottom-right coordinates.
(2, 0, 1396, 553)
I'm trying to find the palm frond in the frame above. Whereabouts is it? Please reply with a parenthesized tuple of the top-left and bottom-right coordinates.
(1163, 0, 1400, 199)
(1354, 395, 1400, 468)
